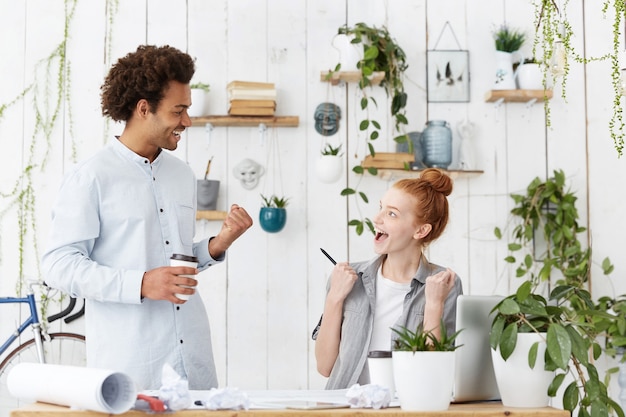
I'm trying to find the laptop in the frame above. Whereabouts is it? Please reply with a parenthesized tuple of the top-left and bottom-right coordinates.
(451, 294, 503, 403)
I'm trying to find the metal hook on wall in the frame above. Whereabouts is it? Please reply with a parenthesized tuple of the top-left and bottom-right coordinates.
(204, 123, 214, 145)
(259, 123, 267, 146)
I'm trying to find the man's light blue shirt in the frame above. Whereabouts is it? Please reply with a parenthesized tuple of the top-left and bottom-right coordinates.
(42, 138, 223, 390)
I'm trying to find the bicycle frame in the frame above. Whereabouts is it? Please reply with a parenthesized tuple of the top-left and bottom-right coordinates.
(0, 287, 45, 363)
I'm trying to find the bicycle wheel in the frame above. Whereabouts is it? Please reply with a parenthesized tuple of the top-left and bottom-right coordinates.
(0, 333, 85, 417)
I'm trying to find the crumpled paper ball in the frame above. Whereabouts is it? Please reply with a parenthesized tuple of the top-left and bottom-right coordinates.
(158, 363, 192, 411)
(346, 383, 391, 409)
(202, 387, 250, 410)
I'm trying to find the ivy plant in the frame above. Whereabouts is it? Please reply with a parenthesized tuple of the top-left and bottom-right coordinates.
(532, 0, 624, 156)
(331, 23, 409, 235)
(492, 169, 624, 417)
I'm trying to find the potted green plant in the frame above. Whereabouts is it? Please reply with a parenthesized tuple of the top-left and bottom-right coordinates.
(492, 169, 624, 416)
(492, 24, 526, 90)
(494, 24, 526, 53)
(516, 57, 545, 90)
(391, 322, 462, 411)
(189, 82, 210, 117)
(259, 194, 289, 233)
(316, 143, 343, 184)
(331, 22, 409, 235)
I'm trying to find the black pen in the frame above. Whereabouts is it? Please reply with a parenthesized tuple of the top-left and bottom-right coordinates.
(320, 248, 337, 265)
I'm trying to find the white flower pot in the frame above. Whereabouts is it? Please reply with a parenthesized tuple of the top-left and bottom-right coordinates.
(517, 63, 543, 90)
(491, 332, 554, 407)
(392, 351, 455, 411)
(332, 34, 363, 72)
(493, 50, 523, 90)
(188, 89, 208, 117)
(315, 155, 343, 183)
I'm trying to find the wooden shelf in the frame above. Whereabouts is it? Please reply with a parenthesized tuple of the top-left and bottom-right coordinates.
(320, 70, 385, 86)
(191, 115, 299, 127)
(484, 89, 553, 103)
(376, 168, 484, 181)
(196, 210, 227, 221)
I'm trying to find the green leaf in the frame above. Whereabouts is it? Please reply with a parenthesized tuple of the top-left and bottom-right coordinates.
(363, 44, 379, 60)
(359, 120, 369, 130)
(367, 167, 378, 175)
(528, 341, 539, 368)
(360, 97, 368, 110)
(499, 323, 518, 360)
(548, 373, 566, 396)
(358, 191, 369, 203)
(340, 188, 355, 196)
(563, 381, 579, 411)
(516, 281, 532, 301)
(489, 315, 505, 349)
(547, 324, 571, 370)
(371, 120, 381, 129)
(353, 165, 364, 174)
(498, 298, 521, 315)
(494, 227, 502, 239)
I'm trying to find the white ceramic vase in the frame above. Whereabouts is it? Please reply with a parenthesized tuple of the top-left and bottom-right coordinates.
(493, 50, 523, 90)
(332, 34, 363, 72)
(491, 332, 554, 407)
(392, 351, 455, 411)
(188, 88, 208, 117)
(517, 63, 543, 90)
(315, 155, 343, 183)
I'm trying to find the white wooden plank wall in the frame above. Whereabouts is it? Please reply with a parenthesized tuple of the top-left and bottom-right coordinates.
(1, 0, 625, 401)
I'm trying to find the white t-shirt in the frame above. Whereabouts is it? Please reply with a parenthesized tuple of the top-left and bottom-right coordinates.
(359, 266, 411, 383)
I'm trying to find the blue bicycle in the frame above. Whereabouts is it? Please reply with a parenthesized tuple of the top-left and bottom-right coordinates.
(0, 280, 85, 416)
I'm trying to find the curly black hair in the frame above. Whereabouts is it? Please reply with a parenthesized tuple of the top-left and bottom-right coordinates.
(101, 45, 195, 122)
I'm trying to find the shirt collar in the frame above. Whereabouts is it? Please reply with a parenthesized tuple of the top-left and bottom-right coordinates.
(111, 137, 162, 166)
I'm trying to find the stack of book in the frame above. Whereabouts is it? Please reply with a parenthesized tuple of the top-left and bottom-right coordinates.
(227, 80, 277, 116)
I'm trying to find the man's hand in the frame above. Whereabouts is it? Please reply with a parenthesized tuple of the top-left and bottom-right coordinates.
(141, 266, 198, 303)
(208, 204, 253, 258)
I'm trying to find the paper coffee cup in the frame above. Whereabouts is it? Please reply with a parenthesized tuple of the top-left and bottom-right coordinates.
(170, 254, 198, 300)
(367, 350, 395, 395)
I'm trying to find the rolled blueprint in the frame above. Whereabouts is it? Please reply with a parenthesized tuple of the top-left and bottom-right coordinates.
(8, 363, 137, 414)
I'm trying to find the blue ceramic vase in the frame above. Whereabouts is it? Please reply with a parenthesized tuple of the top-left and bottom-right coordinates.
(259, 207, 287, 233)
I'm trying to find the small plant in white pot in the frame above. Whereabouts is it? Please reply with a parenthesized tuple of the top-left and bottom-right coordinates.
(391, 322, 462, 411)
(315, 143, 343, 183)
(188, 82, 210, 117)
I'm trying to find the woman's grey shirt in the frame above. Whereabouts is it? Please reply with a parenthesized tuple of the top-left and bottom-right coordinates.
(313, 255, 463, 389)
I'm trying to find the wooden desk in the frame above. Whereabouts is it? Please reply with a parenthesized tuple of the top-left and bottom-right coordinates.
(12, 402, 570, 417)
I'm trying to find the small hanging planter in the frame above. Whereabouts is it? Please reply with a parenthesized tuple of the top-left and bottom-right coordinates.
(315, 143, 343, 183)
(259, 194, 289, 233)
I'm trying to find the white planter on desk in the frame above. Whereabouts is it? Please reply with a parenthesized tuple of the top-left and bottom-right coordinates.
(392, 350, 455, 411)
(491, 332, 554, 407)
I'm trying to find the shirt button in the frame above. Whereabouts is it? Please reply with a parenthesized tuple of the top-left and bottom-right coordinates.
(144, 160, 148, 164)
(153, 177, 156, 181)
(176, 306, 180, 310)
(180, 340, 183, 344)
(165, 241, 170, 245)
(160, 208, 164, 213)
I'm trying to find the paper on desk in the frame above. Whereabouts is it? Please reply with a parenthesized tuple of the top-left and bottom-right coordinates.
(7, 363, 137, 414)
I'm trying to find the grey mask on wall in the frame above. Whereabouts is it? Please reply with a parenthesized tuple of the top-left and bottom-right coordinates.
(314, 102, 341, 136)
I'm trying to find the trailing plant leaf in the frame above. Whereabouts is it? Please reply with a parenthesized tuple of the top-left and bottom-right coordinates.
(333, 23, 409, 234)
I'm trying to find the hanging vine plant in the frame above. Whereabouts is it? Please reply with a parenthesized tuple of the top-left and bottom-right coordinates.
(330, 23, 410, 235)
(532, 0, 624, 156)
